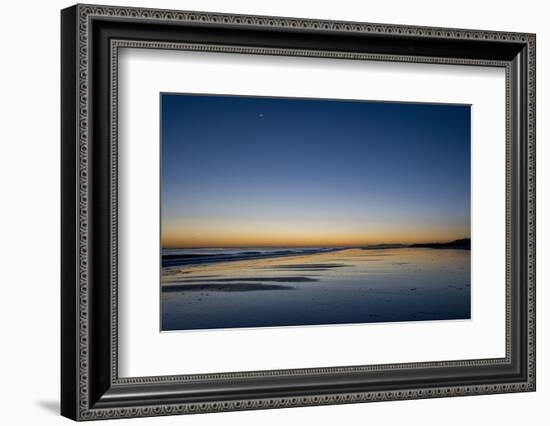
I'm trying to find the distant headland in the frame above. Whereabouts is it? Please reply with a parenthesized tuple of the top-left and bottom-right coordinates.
(409, 238, 470, 250)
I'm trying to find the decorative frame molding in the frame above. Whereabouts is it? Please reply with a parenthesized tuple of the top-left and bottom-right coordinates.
(61, 4, 535, 421)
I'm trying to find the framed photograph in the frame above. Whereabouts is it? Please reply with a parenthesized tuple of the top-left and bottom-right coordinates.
(61, 4, 536, 421)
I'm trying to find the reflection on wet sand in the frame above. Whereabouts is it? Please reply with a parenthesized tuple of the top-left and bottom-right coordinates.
(161, 248, 470, 331)
(169, 276, 319, 283)
(163, 283, 294, 293)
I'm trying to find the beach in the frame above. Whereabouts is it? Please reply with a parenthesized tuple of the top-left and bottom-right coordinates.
(161, 247, 470, 331)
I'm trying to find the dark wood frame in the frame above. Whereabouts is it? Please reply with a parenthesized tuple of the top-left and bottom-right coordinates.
(61, 4, 536, 421)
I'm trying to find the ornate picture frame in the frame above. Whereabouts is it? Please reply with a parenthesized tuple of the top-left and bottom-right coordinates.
(61, 4, 535, 421)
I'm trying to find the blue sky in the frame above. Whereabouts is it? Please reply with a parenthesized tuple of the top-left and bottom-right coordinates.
(161, 94, 470, 248)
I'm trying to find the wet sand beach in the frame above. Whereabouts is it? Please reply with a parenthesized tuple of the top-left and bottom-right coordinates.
(161, 248, 470, 331)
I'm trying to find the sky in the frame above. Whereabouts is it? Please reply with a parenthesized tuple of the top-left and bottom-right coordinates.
(161, 94, 470, 248)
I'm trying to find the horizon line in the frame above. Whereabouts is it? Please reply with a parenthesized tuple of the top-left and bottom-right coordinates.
(162, 237, 470, 250)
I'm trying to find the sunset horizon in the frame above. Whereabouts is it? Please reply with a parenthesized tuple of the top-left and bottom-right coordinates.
(161, 94, 470, 252)
(162, 236, 471, 249)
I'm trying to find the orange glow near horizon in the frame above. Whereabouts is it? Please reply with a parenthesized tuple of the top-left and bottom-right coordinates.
(161, 218, 469, 248)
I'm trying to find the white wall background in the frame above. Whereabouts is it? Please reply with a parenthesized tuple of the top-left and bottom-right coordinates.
(0, 0, 546, 424)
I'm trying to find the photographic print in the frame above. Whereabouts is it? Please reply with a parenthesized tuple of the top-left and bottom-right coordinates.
(61, 7, 536, 417)
(160, 93, 471, 331)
